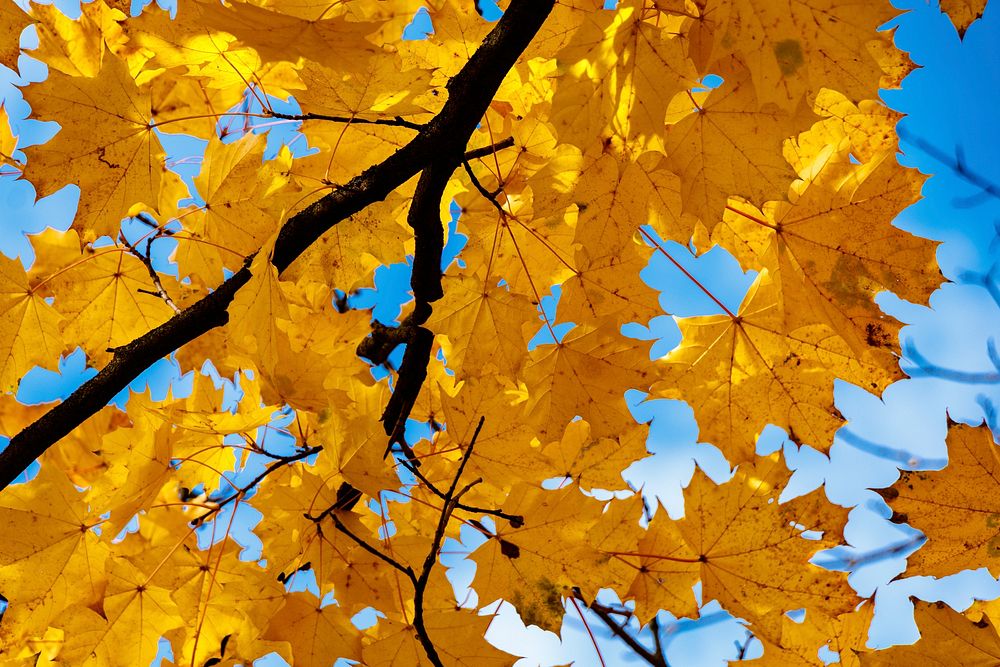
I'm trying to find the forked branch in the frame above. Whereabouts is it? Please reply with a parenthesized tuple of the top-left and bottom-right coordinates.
(0, 0, 556, 491)
(308, 416, 492, 667)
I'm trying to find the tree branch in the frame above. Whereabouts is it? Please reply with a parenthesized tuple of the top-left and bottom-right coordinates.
(120, 233, 181, 314)
(572, 590, 668, 667)
(0, 0, 556, 491)
(266, 110, 425, 131)
(191, 445, 322, 527)
(410, 416, 486, 667)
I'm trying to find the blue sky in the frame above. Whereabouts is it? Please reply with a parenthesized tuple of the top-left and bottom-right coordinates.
(1, 0, 999, 664)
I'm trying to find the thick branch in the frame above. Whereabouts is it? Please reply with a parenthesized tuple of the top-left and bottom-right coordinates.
(0, 0, 556, 491)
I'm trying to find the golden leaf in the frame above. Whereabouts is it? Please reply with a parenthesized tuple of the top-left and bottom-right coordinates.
(23, 54, 164, 241)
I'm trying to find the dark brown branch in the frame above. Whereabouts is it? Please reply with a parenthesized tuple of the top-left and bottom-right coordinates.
(121, 234, 181, 314)
(410, 416, 486, 667)
(191, 445, 321, 527)
(573, 590, 668, 667)
(379, 158, 457, 451)
(267, 110, 425, 131)
(463, 159, 507, 215)
(0, 0, 556, 491)
(399, 458, 524, 526)
(380, 325, 434, 449)
(464, 136, 515, 161)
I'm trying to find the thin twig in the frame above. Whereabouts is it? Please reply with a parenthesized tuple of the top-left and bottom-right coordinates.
(902, 337, 1000, 384)
(191, 446, 321, 526)
(410, 416, 487, 667)
(121, 234, 181, 314)
(266, 110, 425, 131)
(464, 136, 516, 161)
(400, 458, 524, 526)
(899, 126, 1000, 202)
(651, 616, 666, 663)
(135, 211, 175, 235)
(463, 159, 507, 215)
(329, 513, 418, 582)
(733, 631, 755, 660)
(573, 590, 668, 667)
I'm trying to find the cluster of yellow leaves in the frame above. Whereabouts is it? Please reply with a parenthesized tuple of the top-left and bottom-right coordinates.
(0, 0, 992, 664)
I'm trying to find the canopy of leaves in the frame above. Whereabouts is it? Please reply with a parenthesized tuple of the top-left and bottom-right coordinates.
(0, 0, 991, 664)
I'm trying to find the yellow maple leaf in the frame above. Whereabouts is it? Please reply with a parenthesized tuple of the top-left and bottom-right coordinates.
(0, 254, 64, 392)
(621, 455, 854, 641)
(0, 0, 30, 71)
(56, 557, 182, 666)
(263, 593, 362, 667)
(0, 466, 108, 645)
(878, 422, 1000, 578)
(858, 601, 1000, 666)
(653, 271, 897, 460)
(0, 103, 17, 167)
(717, 152, 938, 360)
(469, 483, 606, 631)
(28, 0, 126, 78)
(559, 152, 679, 326)
(540, 419, 649, 491)
(23, 54, 164, 241)
(524, 322, 654, 440)
(552, 1, 696, 147)
(429, 266, 538, 379)
(939, 0, 987, 37)
(663, 66, 804, 226)
(29, 228, 175, 366)
(674, 0, 897, 108)
(194, 0, 380, 70)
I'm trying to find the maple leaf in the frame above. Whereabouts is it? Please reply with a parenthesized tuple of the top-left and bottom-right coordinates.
(524, 322, 654, 440)
(0, 465, 108, 644)
(716, 152, 938, 360)
(653, 271, 896, 460)
(939, 0, 987, 37)
(429, 266, 538, 379)
(23, 54, 164, 241)
(663, 66, 805, 225)
(0, 254, 64, 392)
(877, 421, 1000, 578)
(56, 557, 182, 666)
(858, 601, 1000, 666)
(469, 483, 606, 631)
(558, 151, 680, 327)
(552, 0, 697, 147)
(624, 455, 855, 640)
(0, 0, 30, 71)
(193, 0, 381, 71)
(0, 103, 17, 167)
(751, 604, 873, 666)
(672, 0, 898, 108)
(28, 0, 126, 78)
(263, 593, 362, 667)
(28, 228, 175, 366)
